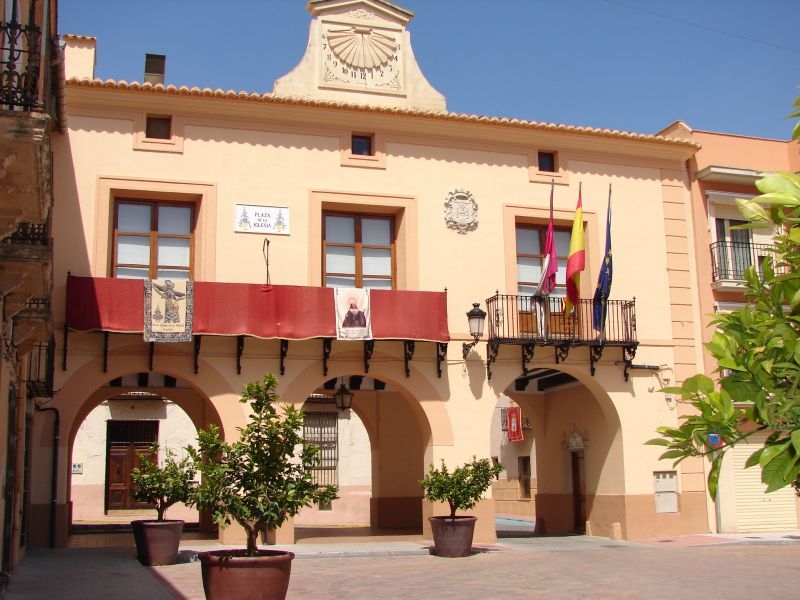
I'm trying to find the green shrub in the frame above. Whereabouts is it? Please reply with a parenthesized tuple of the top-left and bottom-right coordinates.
(188, 374, 338, 556)
(420, 456, 503, 519)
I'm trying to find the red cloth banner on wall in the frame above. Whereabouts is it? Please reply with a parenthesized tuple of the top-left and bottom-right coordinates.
(65, 275, 450, 342)
(506, 406, 524, 442)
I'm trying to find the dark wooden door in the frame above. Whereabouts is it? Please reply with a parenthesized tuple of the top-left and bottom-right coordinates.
(571, 450, 586, 532)
(105, 421, 158, 511)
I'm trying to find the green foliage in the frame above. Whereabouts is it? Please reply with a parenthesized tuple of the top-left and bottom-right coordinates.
(647, 131, 800, 497)
(790, 96, 800, 142)
(419, 456, 503, 519)
(131, 445, 196, 521)
(187, 374, 338, 556)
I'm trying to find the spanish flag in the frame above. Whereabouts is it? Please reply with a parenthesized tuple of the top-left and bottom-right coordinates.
(564, 185, 585, 314)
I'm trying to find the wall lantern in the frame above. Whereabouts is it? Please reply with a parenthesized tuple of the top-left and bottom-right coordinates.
(462, 302, 487, 360)
(333, 378, 354, 411)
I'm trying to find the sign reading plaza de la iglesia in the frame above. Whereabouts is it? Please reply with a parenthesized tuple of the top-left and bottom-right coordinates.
(235, 204, 291, 235)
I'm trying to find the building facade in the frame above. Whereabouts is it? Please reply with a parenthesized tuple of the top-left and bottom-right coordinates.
(24, 0, 735, 550)
(0, 0, 59, 572)
(660, 121, 800, 532)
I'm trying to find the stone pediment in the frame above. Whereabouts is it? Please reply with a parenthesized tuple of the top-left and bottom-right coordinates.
(308, 0, 414, 27)
(273, 0, 446, 111)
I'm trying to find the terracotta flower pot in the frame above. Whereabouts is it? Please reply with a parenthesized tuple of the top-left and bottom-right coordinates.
(131, 519, 184, 566)
(429, 515, 477, 557)
(199, 549, 295, 600)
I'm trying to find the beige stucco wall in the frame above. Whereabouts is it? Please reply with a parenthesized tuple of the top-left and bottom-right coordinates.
(28, 21, 716, 547)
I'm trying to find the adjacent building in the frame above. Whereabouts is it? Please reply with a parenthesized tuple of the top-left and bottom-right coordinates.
(0, 0, 60, 571)
(660, 121, 800, 531)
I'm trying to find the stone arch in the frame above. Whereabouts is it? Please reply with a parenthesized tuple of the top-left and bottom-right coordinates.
(60, 348, 236, 452)
(53, 343, 240, 537)
(280, 348, 450, 533)
(487, 356, 626, 538)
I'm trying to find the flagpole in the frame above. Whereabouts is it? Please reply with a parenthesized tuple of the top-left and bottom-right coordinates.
(534, 180, 558, 339)
(593, 183, 613, 340)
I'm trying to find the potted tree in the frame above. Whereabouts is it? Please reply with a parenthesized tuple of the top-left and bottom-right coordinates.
(130, 445, 196, 566)
(420, 456, 503, 557)
(188, 374, 338, 600)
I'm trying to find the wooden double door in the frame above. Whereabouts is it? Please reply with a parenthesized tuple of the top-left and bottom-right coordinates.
(105, 420, 158, 511)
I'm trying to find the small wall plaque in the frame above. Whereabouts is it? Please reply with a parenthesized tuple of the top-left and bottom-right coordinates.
(235, 204, 290, 235)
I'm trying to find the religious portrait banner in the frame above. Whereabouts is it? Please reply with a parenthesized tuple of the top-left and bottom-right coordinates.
(335, 288, 372, 341)
(144, 279, 194, 342)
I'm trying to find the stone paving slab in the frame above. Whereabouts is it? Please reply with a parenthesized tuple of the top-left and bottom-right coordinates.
(154, 543, 800, 600)
(7, 535, 800, 600)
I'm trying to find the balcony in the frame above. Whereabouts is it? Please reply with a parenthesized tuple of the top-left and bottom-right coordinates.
(25, 334, 54, 398)
(13, 296, 51, 353)
(710, 241, 783, 291)
(484, 293, 638, 380)
(0, 3, 58, 237)
(64, 275, 450, 378)
(0, 221, 52, 316)
(1, 11, 42, 110)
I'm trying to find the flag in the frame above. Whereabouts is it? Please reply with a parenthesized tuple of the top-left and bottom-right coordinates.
(564, 185, 585, 314)
(506, 406, 524, 442)
(593, 186, 613, 332)
(537, 180, 558, 296)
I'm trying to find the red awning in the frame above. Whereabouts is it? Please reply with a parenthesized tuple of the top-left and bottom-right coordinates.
(65, 275, 450, 342)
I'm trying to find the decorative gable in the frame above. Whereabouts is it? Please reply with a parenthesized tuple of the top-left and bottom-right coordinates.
(273, 0, 446, 111)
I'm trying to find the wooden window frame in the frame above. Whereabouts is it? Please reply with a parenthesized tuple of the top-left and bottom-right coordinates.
(323, 211, 396, 289)
(528, 149, 568, 184)
(515, 223, 570, 295)
(340, 131, 386, 169)
(112, 199, 196, 280)
(133, 113, 184, 153)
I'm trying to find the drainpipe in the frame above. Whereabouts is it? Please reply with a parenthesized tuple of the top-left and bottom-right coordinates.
(34, 405, 59, 549)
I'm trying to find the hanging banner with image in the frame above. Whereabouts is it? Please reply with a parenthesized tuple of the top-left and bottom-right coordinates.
(335, 288, 372, 340)
(144, 279, 194, 342)
(506, 405, 524, 442)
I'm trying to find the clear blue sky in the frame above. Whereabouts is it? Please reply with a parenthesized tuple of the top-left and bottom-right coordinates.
(59, 0, 799, 140)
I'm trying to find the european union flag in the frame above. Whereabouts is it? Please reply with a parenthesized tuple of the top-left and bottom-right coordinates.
(592, 190, 612, 332)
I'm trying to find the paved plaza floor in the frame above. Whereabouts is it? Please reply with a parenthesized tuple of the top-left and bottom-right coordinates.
(5, 531, 800, 600)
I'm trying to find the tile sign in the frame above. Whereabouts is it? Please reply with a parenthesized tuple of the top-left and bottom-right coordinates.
(235, 204, 290, 235)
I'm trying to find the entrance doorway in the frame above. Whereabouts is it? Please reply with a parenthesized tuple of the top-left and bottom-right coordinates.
(570, 450, 586, 532)
(105, 420, 158, 511)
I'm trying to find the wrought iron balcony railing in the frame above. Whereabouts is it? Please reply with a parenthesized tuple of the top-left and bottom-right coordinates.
(26, 336, 55, 398)
(710, 241, 784, 283)
(486, 294, 637, 344)
(484, 293, 638, 380)
(1, 12, 42, 110)
(3, 221, 50, 245)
